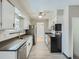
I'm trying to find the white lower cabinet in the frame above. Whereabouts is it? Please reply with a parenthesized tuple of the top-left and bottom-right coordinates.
(26, 36, 33, 57)
(0, 51, 17, 59)
(0, 43, 27, 59)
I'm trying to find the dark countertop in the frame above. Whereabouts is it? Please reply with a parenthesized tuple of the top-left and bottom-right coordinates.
(45, 31, 62, 37)
(0, 35, 32, 51)
(45, 32, 55, 37)
(45, 32, 53, 34)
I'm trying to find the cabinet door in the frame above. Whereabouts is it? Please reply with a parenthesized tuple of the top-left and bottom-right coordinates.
(26, 40, 30, 57)
(2, 0, 15, 29)
(26, 37, 33, 57)
(19, 18, 24, 31)
(18, 44, 27, 59)
(24, 17, 30, 30)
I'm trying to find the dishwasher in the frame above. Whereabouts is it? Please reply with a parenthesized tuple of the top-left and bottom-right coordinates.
(17, 43, 27, 59)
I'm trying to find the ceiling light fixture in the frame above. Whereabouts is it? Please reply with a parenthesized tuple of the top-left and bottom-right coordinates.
(38, 12, 43, 18)
(38, 15, 42, 18)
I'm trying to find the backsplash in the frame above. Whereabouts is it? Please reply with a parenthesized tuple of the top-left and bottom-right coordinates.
(0, 30, 25, 42)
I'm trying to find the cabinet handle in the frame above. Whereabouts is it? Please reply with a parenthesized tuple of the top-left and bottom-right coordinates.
(1, 23, 2, 26)
(13, 24, 15, 27)
(0, 23, 2, 26)
(28, 43, 30, 45)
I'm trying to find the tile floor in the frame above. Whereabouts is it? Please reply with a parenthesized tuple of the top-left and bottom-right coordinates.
(28, 37, 67, 59)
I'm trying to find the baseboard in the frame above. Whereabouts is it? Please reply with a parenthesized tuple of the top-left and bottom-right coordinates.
(63, 53, 72, 59)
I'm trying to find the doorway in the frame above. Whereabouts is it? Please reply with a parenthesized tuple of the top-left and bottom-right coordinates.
(36, 22, 45, 43)
(72, 17, 79, 59)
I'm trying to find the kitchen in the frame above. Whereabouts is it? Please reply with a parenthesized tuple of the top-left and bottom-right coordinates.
(0, 0, 79, 59)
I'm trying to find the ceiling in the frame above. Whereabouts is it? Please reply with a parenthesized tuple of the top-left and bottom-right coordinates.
(11, 0, 33, 17)
(11, 0, 79, 19)
(28, 0, 79, 14)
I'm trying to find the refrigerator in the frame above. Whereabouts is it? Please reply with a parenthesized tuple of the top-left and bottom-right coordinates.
(26, 25, 35, 45)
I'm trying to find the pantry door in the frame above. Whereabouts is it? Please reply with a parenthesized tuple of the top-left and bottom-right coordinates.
(37, 22, 45, 43)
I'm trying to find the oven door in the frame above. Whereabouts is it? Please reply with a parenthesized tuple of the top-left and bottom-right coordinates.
(17, 43, 27, 59)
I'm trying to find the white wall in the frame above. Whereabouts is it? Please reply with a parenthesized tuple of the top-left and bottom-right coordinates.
(0, 30, 25, 42)
(62, 6, 70, 57)
(48, 9, 64, 30)
(72, 17, 79, 59)
(62, 5, 79, 59)
(57, 9, 64, 24)
(48, 10, 57, 30)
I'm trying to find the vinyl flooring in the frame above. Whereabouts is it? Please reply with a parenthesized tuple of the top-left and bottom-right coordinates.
(28, 37, 67, 59)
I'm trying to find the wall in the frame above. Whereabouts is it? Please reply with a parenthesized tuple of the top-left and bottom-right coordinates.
(48, 10, 57, 30)
(30, 18, 49, 43)
(69, 6, 79, 59)
(62, 6, 70, 57)
(72, 17, 79, 59)
(62, 5, 79, 59)
(57, 9, 64, 24)
(30, 19, 49, 32)
(48, 9, 64, 31)
(0, 30, 25, 42)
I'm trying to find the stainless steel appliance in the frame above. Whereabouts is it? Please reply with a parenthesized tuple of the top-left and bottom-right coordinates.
(55, 24, 62, 52)
(26, 25, 35, 45)
(55, 24, 62, 31)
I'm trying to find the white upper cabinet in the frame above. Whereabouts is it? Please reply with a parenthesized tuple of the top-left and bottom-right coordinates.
(15, 8, 30, 31)
(15, 14, 24, 31)
(15, 8, 24, 31)
(2, 0, 15, 29)
(24, 16, 30, 30)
